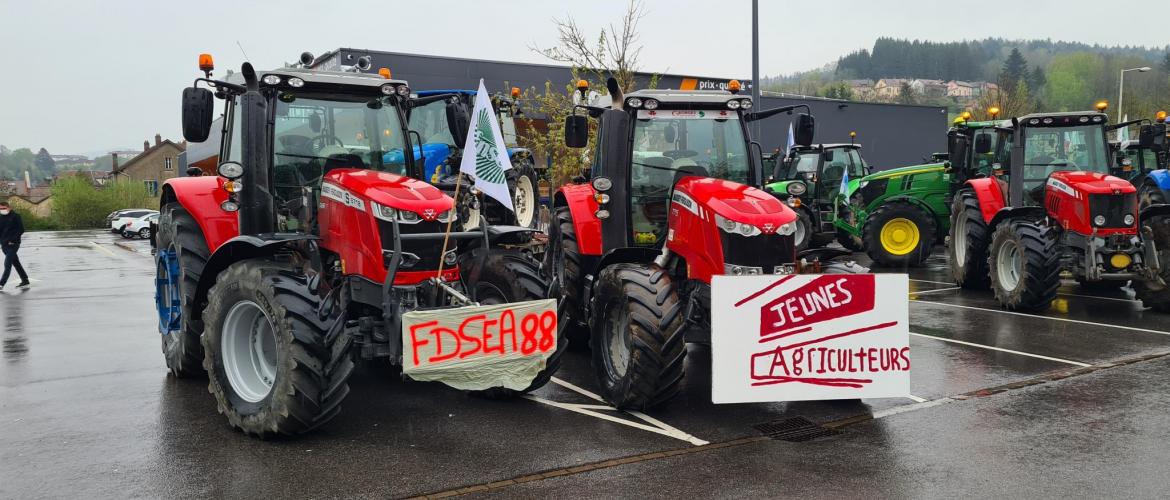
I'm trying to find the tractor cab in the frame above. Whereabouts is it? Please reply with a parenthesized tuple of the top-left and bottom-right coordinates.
(765, 142, 869, 251)
(1111, 139, 1163, 182)
(945, 117, 1012, 189)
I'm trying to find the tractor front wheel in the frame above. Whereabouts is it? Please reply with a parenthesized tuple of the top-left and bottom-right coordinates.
(554, 206, 589, 349)
(863, 201, 936, 267)
(462, 248, 566, 396)
(835, 229, 864, 252)
(988, 220, 1060, 312)
(1134, 215, 1170, 312)
(1139, 182, 1167, 211)
(590, 263, 686, 410)
(202, 260, 354, 437)
(792, 207, 813, 253)
(508, 161, 540, 229)
(949, 190, 991, 289)
(155, 204, 210, 378)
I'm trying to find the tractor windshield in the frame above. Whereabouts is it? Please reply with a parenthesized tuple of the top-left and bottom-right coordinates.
(629, 111, 749, 244)
(411, 98, 457, 148)
(1021, 125, 1109, 179)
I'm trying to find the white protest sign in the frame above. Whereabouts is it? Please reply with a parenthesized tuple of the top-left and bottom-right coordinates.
(711, 274, 909, 403)
(402, 299, 557, 391)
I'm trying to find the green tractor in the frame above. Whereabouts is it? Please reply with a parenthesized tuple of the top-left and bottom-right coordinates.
(834, 115, 1009, 267)
(762, 141, 870, 252)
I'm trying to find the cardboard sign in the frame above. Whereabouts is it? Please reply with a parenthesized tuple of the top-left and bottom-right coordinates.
(711, 274, 909, 403)
(402, 299, 557, 391)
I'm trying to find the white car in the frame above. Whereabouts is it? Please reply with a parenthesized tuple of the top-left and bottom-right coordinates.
(121, 213, 158, 239)
(109, 209, 157, 233)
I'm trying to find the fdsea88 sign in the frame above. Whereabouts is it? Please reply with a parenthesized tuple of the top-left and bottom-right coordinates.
(711, 274, 909, 403)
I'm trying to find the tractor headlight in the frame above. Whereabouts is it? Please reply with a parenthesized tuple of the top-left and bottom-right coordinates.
(217, 161, 244, 179)
(220, 200, 239, 212)
(1124, 214, 1135, 226)
(740, 98, 753, 109)
(626, 97, 643, 108)
(643, 99, 659, 110)
(437, 208, 458, 223)
(443, 250, 459, 266)
(592, 176, 613, 191)
(1093, 215, 1107, 227)
(371, 202, 397, 222)
(777, 221, 797, 236)
(396, 85, 410, 96)
(786, 182, 807, 196)
(398, 210, 421, 223)
(287, 77, 305, 88)
(726, 100, 741, 110)
(715, 214, 762, 237)
(262, 74, 282, 85)
(381, 84, 396, 95)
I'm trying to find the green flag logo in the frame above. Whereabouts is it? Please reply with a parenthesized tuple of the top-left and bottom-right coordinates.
(473, 108, 506, 184)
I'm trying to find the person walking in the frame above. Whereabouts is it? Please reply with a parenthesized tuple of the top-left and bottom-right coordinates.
(0, 201, 30, 290)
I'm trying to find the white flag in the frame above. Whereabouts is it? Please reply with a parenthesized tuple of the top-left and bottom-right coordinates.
(459, 79, 514, 211)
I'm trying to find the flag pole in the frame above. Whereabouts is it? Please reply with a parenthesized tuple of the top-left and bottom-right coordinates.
(436, 170, 464, 279)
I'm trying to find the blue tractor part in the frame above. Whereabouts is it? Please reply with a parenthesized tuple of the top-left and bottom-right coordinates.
(155, 249, 182, 335)
(1140, 169, 1170, 208)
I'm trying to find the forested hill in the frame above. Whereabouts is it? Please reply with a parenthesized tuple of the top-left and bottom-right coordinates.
(834, 38, 1168, 82)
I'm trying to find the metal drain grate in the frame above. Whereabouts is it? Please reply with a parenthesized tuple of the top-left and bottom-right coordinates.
(753, 416, 839, 442)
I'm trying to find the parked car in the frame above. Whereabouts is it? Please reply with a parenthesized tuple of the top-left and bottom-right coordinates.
(108, 209, 156, 233)
(121, 213, 158, 239)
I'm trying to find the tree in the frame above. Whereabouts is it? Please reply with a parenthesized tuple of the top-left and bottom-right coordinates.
(1045, 52, 1105, 111)
(1028, 66, 1047, 94)
(1161, 52, 1170, 73)
(34, 148, 56, 179)
(1001, 48, 1029, 91)
(897, 81, 918, 105)
(821, 82, 854, 100)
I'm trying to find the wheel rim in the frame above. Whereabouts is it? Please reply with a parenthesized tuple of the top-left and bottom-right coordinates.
(794, 217, 808, 247)
(155, 247, 181, 335)
(221, 300, 278, 403)
(140, 228, 151, 239)
(514, 175, 536, 227)
(604, 306, 632, 378)
(954, 213, 968, 263)
(996, 239, 1022, 291)
(879, 218, 920, 255)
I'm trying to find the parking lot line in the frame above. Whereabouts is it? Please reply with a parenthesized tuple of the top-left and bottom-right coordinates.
(524, 395, 709, 446)
(551, 377, 605, 402)
(910, 278, 1143, 304)
(912, 300, 1170, 336)
(872, 397, 954, 419)
(909, 278, 958, 286)
(910, 332, 1092, 367)
(906, 394, 928, 403)
(88, 241, 116, 257)
(909, 287, 960, 295)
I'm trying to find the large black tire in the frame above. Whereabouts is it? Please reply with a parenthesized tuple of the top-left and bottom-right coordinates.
(155, 204, 210, 377)
(988, 220, 1060, 312)
(507, 160, 540, 229)
(948, 190, 991, 290)
(1139, 181, 1167, 211)
(202, 259, 353, 437)
(862, 200, 936, 267)
(462, 248, 566, 396)
(792, 207, 813, 253)
(835, 230, 864, 252)
(554, 206, 589, 348)
(590, 264, 686, 410)
(1134, 215, 1170, 312)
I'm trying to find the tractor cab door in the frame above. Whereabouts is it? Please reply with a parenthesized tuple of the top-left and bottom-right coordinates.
(817, 148, 853, 199)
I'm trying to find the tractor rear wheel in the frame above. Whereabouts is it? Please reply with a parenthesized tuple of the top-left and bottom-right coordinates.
(1139, 181, 1167, 211)
(463, 248, 566, 396)
(590, 263, 686, 410)
(949, 190, 991, 289)
(554, 206, 589, 349)
(835, 230, 864, 252)
(202, 259, 354, 437)
(155, 203, 210, 378)
(1134, 215, 1170, 312)
(863, 201, 936, 267)
(988, 220, 1060, 312)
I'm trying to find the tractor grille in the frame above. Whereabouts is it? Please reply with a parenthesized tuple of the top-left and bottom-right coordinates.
(721, 232, 796, 272)
(377, 219, 447, 270)
(1089, 193, 1137, 229)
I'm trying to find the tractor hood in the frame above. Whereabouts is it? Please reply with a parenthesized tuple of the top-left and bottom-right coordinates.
(324, 168, 454, 216)
(1048, 171, 1136, 196)
(675, 176, 796, 229)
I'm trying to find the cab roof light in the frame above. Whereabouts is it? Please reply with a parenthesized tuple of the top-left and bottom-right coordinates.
(988, 107, 1000, 118)
(728, 79, 742, 93)
(511, 87, 521, 98)
(960, 111, 972, 121)
(576, 79, 589, 90)
(378, 67, 391, 79)
(198, 53, 214, 76)
(1158, 110, 1168, 123)
(1096, 100, 1109, 112)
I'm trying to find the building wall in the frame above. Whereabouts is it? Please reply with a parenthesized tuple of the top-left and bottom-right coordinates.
(113, 143, 183, 194)
(6, 196, 52, 218)
(314, 49, 947, 171)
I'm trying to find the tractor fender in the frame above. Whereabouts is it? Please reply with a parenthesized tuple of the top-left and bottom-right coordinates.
(1145, 169, 1170, 190)
(1140, 203, 1170, 222)
(555, 184, 603, 255)
(193, 234, 321, 324)
(161, 177, 238, 252)
(964, 177, 1007, 224)
(988, 206, 1046, 231)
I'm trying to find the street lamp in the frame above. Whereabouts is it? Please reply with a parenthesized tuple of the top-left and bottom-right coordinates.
(1118, 66, 1152, 122)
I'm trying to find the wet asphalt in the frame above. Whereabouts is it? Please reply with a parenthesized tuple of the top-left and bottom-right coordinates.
(1, 232, 1168, 499)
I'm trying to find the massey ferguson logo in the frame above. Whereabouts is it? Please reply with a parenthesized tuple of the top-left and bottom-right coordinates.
(762, 223, 775, 234)
(671, 191, 699, 215)
(423, 208, 436, 220)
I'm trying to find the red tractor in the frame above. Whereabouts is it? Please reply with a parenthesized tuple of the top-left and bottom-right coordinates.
(156, 53, 562, 437)
(948, 109, 1170, 312)
(551, 79, 863, 409)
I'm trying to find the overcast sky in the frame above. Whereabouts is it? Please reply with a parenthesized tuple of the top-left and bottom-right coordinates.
(2, 0, 1168, 154)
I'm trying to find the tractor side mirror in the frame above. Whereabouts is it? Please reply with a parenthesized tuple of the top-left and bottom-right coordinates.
(664, 124, 677, 144)
(181, 87, 214, 143)
(1154, 124, 1168, 152)
(948, 133, 969, 174)
(794, 113, 815, 147)
(973, 134, 992, 154)
(445, 99, 470, 149)
(564, 114, 588, 149)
